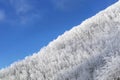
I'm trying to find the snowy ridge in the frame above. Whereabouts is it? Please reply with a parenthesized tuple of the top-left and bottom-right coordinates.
(0, 1, 120, 80)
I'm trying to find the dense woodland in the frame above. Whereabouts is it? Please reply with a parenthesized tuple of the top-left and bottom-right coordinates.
(0, 1, 120, 80)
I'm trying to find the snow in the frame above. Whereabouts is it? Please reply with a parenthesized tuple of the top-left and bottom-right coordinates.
(0, 0, 120, 80)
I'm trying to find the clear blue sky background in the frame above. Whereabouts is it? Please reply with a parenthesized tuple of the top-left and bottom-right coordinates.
(0, 0, 118, 69)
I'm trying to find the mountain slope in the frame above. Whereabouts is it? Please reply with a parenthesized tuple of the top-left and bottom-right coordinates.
(0, 1, 120, 80)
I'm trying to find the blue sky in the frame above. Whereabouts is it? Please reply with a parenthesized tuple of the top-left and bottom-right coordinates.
(0, 0, 118, 69)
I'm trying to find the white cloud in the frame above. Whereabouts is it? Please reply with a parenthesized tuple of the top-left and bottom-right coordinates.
(52, 0, 68, 10)
(0, 10, 5, 21)
(9, 0, 43, 25)
(51, 0, 81, 11)
(10, 0, 31, 15)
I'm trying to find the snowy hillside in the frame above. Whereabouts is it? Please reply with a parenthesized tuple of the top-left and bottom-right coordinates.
(0, 1, 120, 80)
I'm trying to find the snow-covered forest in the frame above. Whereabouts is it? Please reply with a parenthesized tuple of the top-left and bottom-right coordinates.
(0, 1, 120, 80)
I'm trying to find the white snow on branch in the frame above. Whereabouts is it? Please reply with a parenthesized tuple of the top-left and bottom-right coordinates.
(0, 0, 120, 80)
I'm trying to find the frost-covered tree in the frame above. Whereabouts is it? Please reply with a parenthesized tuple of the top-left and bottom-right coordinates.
(1, 0, 120, 80)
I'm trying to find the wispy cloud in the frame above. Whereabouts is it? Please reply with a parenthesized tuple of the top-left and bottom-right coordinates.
(9, 0, 43, 25)
(51, 0, 81, 11)
(0, 10, 5, 21)
(10, 0, 32, 15)
(52, 0, 69, 10)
